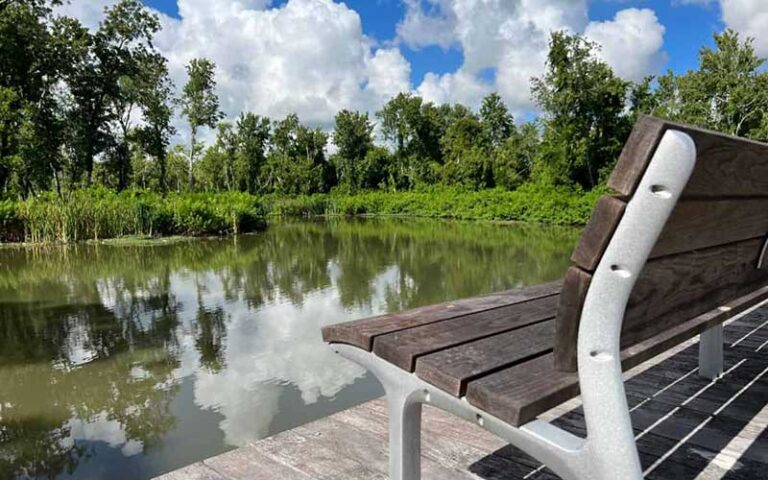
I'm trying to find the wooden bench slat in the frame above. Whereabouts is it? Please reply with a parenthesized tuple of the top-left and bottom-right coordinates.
(570, 196, 626, 271)
(652, 198, 768, 259)
(557, 237, 768, 371)
(622, 237, 768, 349)
(620, 284, 768, 371)
(465, 353, 579, 427)
(415, 320, 555, 396)
(321, 280, 562, 351)
(572, 197, 768, 273)
(607, 115, 666, 197)
(553, 267, 591, 371)
(467, 285, 768, 427)
(372, 294, 559, 371)
(608, 116, 768, 198)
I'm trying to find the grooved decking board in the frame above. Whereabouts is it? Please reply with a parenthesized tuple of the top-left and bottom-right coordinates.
(322, 281, 562, 350)
(372, 294, 559, 372)
(608, 115, 768, 198)
(415, 320, 555, 396)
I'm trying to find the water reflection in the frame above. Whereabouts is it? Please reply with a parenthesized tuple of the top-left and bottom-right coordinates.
(0, 218, 579, 479)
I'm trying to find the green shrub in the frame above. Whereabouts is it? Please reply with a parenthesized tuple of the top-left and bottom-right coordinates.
(265, 185, 601, 225)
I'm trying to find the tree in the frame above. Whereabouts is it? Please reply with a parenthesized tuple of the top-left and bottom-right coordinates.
(440, 113, 492, 189)
(531, 32, 631, 188)
(0, 0, 72, 196)
(234, 113, 270, 193)
(376, 93, 442, 188)
(134, 55, 175, 191)
(99, 0, 162, 191)
(479, 93, 514, 149)
(494, 122, 540, 190)
(180, 58, 222, 191)
(262, 114, 332, 195)
(164, 144, 188, 192)
(360, 146, 392, 190)
(654, 30, 768, 141)
(332, 110, 374, 192)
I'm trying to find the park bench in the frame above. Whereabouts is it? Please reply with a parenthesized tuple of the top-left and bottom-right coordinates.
(322, 116, 768, 480)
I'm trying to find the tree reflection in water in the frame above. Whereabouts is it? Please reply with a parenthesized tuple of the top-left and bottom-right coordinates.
(0, 218, 579, 479)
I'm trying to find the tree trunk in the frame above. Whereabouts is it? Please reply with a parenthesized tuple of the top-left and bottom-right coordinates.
(188, 128, 196, 192)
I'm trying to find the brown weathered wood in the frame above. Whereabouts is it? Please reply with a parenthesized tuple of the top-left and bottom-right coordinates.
(373, 294, 559, 372)
(465, 353, 579, 427)
(622, 238, 768, 349)
(553, 267, 591, 372)
(681, 125, 768, 198)
(467, 286, 768, 427)
(607, 115, 666, 197)
(322, 280, 562, 350)
(557, 238, 768, 371)
(608, 115, 768, 198)
(620, 284, 768, 372)
(415, 320, 555, 396)
(570, 196, 626, 271)
(651, 198, 768, 259)
(321, 115, 768, 435)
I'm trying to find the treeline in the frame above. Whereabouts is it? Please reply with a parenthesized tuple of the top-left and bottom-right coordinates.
(3, 0, 768, 202)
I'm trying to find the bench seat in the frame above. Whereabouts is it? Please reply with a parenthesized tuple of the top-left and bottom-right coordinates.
(321, 118, 768, 480)
(323, 281, 768, 427)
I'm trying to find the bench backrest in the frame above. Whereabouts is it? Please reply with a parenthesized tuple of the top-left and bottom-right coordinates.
(554, 115, 768, 372)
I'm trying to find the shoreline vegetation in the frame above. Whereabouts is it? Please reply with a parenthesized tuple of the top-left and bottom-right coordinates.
(3, 2, 767, 246)
(0, 186, 599, 244)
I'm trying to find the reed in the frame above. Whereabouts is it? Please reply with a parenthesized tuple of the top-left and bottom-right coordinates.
(1, 189, 266, 243)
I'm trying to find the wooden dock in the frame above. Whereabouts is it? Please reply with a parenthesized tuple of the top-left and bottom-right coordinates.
(155, 305, 768, 480)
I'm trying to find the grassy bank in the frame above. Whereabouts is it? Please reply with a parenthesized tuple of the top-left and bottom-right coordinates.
(0, 189, 266, 243)
(0, 185, 598, 244)
(265, 185, 602, 226)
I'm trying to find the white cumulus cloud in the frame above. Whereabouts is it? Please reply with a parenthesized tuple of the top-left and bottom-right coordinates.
(720, 0, 768, 57)
(584, 8, 668, 82)
(396, 0, 456, 50)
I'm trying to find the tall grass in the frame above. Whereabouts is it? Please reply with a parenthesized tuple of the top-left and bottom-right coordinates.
(1, 189, 266, 243)
(0, 185, 598, 243)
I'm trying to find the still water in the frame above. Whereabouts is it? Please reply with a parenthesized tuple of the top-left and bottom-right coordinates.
(0, 218, 579, 479)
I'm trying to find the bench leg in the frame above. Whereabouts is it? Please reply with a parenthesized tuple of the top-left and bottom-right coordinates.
(699, 323, 724, 379)
(387, 391, 422, 480)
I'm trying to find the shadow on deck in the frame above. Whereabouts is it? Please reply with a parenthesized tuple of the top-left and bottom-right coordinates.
(156, 306, 768, 480)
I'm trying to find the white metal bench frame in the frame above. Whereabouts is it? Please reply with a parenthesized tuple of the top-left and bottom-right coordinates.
(330, 130, 725, 480)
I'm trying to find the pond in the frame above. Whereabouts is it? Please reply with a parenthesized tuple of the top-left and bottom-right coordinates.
(0, 218, 580, 479)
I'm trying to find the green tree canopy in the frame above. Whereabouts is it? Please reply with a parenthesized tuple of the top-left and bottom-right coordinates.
(180, 58, 222, 191)
(332, 110, 374, 192)
(653, 29, 768, 141)
(532, 31, 631, 189)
